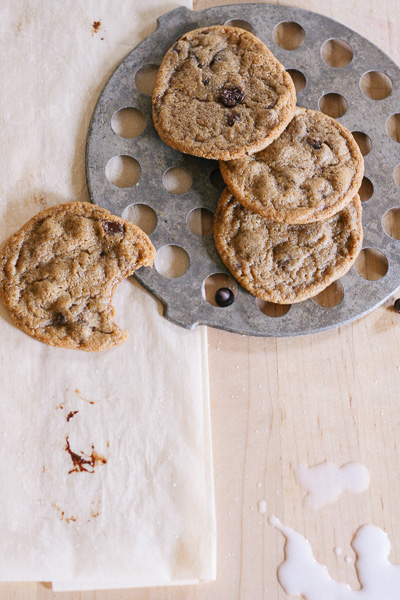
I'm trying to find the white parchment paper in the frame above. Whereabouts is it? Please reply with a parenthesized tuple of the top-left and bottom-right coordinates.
(0, 0, 216, 590)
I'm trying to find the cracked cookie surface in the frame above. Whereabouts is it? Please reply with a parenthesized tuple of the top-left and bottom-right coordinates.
(214, 189, 363, 304)
(152, 25, 296, 160)
(220, 107, 364, 223)
(0, 202, 155, 351)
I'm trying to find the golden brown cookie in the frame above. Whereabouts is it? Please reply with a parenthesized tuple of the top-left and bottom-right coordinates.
(152, 25, 296, 160)
(0, 202, 155, 351)
(220, 107, 364, 224)
(214, 189, 363, 304)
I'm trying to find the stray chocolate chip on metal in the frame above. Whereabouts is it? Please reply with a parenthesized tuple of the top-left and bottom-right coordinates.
(215, 287, 235, 307)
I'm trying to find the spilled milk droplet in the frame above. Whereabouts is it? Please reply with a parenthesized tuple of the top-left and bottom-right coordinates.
(269, 516, 400, 599)
(258, 500, 267, 514)
(296, 461, 370, 510)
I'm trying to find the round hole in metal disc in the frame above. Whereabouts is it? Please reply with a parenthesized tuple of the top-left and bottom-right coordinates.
(311, 280, 344, 308)
(135, 64, 159, 96)
(187, 207, 214, 236)
(354, 248, 388, 281)
(273, 21, 305, 50)
(224, 19, 256, 34)
(155, 245, 190, 279)
(210, 168, 225, 191)
(122, 203, 157, 235)
(321, 38, 353, 68)
(111, 107, 146, 138)
(202, 273, 238, 307)
(386, 113, 400, 142)
(351, 131, 372, 156)
(393, 164, 400, 187)
(360, 70, 392, 100)
(359, 177, 374, 202)
(319, 92, 347, 118)
(256, 299, 291, 317)
(163, 167, 192, 194)
(105, 155, 141, 188)
(286, 69, 306, 93)
(382, 208, 400, 240)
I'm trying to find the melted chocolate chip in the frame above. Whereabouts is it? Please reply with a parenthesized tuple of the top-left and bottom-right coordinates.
(203, 77, 210, 85)
(65, 436, 107, 474)
(67, 411, 79, 422)
(394, 298, 400, 313)
(309, 139, 323, 150)
(228, 113, 240, 127)
(217, 85, 245, 107)
(278, 259, 290, 270)
(54, 312, 67, 326)
(102, 221, 125, 235)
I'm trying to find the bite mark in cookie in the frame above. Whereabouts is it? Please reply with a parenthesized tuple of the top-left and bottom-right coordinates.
(0, 202, 155, 351)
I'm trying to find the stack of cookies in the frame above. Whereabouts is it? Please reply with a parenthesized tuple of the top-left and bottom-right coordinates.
(152, 25, 364, 305)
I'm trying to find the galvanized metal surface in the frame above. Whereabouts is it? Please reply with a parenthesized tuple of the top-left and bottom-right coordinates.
(86, 3, 400, 337)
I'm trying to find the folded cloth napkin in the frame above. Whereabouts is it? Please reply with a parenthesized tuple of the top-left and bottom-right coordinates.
(0, 0, 216, 591)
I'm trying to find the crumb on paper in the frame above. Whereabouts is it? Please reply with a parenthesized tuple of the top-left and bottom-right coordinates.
(74, 389, 96, 404)
(66, 410, 79, 422)
(53, 503, 77, 524)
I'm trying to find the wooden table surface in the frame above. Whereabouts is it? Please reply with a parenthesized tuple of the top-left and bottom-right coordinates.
(3, 0, 400, 598)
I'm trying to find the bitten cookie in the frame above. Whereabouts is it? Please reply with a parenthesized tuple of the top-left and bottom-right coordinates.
(220, 107, 364, 224)
(0, 202, 155, 351)
(214, 189, 363, 304)
(152, 25, 296, 160)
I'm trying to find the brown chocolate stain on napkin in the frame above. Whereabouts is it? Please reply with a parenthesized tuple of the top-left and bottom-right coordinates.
(66, 410, 79, 422)
(65, 436, 107, 474)
(74, 388, 96, 405)
(53, 503, 77, 524)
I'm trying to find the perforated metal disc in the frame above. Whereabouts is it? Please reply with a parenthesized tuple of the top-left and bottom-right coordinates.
(86, 3, 400, 337)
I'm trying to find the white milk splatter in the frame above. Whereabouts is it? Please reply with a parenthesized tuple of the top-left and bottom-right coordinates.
(296, 461, 370, 509)
(258, 499, 267, 514)
(269, 516, 400, 599)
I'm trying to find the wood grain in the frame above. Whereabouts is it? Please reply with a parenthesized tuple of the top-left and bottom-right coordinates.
(2, 1, 400, 598)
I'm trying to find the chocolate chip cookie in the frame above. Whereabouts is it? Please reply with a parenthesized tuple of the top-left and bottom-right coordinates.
(152, 25, 296, 160)
(220, 107, 364, 223)
(214, 189, 363, 304)
(0, 202, 155, 351)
